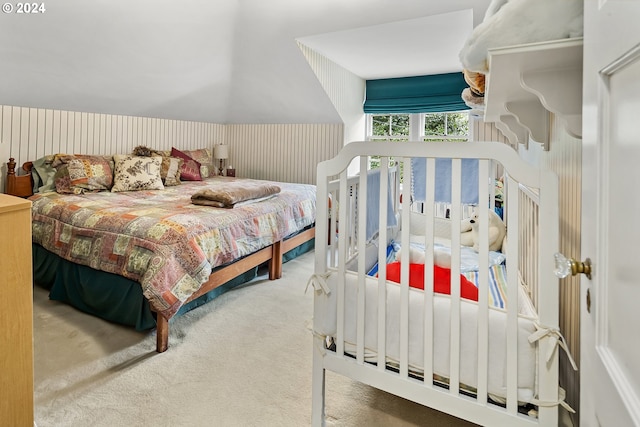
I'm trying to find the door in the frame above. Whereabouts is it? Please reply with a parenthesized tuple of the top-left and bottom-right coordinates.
(581, 1, 640, 425)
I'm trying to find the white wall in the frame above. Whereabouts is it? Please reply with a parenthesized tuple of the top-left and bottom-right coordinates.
(0, 0, 491, 124)
(297, 42, 366, 145)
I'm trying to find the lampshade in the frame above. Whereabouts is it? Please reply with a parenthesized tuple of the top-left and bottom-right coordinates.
(213, 144, 229, 160)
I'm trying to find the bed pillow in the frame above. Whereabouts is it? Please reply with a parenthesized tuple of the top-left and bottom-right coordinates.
(170, 147, 202, 181)
(31, 154, 56, 193)
(52, 154, 114, 194)
(184, 148, 215, 178)
(384, 261, 479, 302)
(402, 241, 506, 273)
(159, 156, 183, 187)
(111, 155, 164, 192)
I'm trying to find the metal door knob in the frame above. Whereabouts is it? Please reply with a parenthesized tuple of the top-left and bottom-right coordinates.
(554, 252, 592, 280)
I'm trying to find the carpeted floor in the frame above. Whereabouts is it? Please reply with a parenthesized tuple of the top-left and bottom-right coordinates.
(32, 250, 481, 426)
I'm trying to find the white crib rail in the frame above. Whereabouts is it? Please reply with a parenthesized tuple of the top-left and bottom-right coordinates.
(312, 141, 559, 427)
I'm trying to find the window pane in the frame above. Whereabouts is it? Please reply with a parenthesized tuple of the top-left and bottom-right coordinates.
(371, 114, 410, 138)
(446, 112, 469, 136)
(425, 113, 445, 136)
(390, 115, 409, 136)
(372, 115, 390, 136)
(423, 112, 469, 141)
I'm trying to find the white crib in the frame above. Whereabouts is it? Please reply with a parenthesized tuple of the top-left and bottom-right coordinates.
(309, 141, 568, 426)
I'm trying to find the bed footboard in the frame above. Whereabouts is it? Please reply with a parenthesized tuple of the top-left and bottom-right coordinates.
(311, 141, 561, 426)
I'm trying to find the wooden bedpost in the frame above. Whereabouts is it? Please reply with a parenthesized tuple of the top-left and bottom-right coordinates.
(7, 157, 16, 175)
(269, 241, 283, 279)
(156, 314, 169, 353)
(6, 158, 17, 195)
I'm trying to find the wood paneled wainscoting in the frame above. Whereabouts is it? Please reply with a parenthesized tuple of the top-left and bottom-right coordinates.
(475, 117, 582, 423)
(0, 105, 344, 191)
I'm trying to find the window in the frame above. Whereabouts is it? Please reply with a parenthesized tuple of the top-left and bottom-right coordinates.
(423, 112, 469, 142)
(365, 112, 470, 170)
(368, 114, 410, 142)
(366, 112, 470, 142)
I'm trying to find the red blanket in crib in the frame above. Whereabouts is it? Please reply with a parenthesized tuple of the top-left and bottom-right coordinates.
(384, 262, 479, 302)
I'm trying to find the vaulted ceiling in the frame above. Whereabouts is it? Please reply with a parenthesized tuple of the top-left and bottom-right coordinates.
(0, 0, 491, 124)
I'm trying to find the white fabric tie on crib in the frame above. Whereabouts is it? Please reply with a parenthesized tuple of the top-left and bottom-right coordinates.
(529, 323, 578, 371)
(306, 271, 336, 356)
(305, 272, 332, 296)
(528, 324, 578, 413)
(310, 330, 328, 356)
(531, 387, 575, 414)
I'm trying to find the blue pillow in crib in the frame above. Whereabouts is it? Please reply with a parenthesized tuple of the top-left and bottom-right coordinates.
(366, 241, 399, 277)
(494, 206, 503, 220)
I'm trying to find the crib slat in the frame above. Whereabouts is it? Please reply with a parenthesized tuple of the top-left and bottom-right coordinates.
(476, 159, 490, 404)
(399, 156, 412, 378)
(449, 158, 462, 396)
(356, 156, 368, 364)
(423, 158, 436, 384)
(315, 175, 329, 274)
(336, 169, 349, 359)
(489, 161, 496, 212)
(506, 175, 520, 415)
(537, 171, 560, 427)
(376, 158, 390, 372)
(348, 182, 356, 256)
(325, 179, 338, 268)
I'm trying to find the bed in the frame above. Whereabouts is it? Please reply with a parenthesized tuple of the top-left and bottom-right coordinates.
(6, 154, 316, 352)
(309, 141, 574, 426)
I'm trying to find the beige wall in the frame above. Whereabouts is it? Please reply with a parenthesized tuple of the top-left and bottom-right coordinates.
(0, 104, 344, 191)
(226, 123, 343, 184)
(472, 119, 511, 146)
(488, 114, 582, 422)
(518, 115, 582, 422)
(476, 115, 582, 421)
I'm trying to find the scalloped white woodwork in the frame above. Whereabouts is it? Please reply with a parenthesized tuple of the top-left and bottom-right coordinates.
(484, 38, 583, 150)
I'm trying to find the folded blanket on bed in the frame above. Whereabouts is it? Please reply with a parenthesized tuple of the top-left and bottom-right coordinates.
(191, 180, 281, 208)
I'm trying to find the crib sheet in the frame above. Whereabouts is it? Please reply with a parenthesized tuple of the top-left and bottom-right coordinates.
(314, 269, 539, 404)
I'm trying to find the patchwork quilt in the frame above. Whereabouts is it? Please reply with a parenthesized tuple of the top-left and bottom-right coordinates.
(30, 177, 316, 319)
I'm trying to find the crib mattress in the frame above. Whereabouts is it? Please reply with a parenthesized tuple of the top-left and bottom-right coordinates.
(314, 269, 539, 404)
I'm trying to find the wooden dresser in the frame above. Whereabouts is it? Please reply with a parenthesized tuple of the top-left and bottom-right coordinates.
(0, 194, 33, 426)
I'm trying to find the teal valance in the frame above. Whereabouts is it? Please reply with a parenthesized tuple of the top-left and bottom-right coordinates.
(364, 72, 469, 113)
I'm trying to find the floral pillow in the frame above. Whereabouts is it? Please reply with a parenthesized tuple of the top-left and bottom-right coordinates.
(111, 155, 164, 192)
(52, 154, 114, 194)
(184, 148, 215, 178)
(159, 156, 183, 186)
(170, 147, 202, 181)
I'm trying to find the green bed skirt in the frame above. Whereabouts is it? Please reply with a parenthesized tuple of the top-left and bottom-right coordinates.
(32, 236, 314, 331)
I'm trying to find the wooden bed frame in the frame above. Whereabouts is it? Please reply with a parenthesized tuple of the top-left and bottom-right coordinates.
(6, 157, 315, 352)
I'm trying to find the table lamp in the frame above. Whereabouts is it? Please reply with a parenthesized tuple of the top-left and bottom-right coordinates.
(213, 144, 229, 175)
